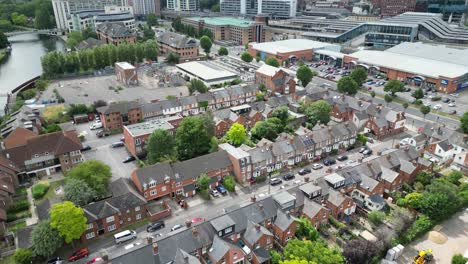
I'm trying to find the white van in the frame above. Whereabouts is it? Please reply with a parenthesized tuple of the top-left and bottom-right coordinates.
(90, 122, 103, 130)
(114, 230, 137, 244)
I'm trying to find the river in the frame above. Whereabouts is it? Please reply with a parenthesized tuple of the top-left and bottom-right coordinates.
(0, 33, 65, 111)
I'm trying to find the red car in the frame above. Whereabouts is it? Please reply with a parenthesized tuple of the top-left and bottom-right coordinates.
(68, 248, 89, 262)
(87, 257, 105, 264)
(191, 217, 204, 224)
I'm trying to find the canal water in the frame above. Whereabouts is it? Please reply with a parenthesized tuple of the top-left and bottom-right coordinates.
(0, 33, 65, 112)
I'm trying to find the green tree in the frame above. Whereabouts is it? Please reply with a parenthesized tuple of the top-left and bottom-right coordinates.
(367, 211, 385, 226)
(35, 1, 54, 29)
(20, 89, 37, 100)
(67, 160, 111, 196)
(50, 201, 87, 244)
(241, 52, 253, 62)
(188, 78, 208, 94)
(370, 91, 376, 98)
(461, 112, 468, 134)
(452, 254, 468, 264)
(218, 46, 228, 56)
(343, 239, 380, 264)
(176, 116, 211, 160)
(384, 94, 393, 105)
(197, 173, 210, 190)
(350, 68, 367, 86)
(225, 123, 247, 146)
(166, 52, 180, 64)
(143, 25, 155, 41)
(11, 12, 27, 26)
(271, 106, 290, 126)
(303, 100, 331, 127)
(270, 250, 282, 264)
(412, 88, 424, 99)
(266, 57, 280, 67)
(337, 76, 358, 95)
(280, 259, 310, 264)
(81, 27, 97, 39)
(296, 217, 319, 241)
(296, 65, 316, 87)
(420, 105, 431, 119)
(200, 35, 212, 54)
(147, 13, 158, 27)
(447, 170, 463, 185)
(64, 178, 96, 206)
(14, 249, 32, 264)
(143, 40, 159, 61)
(0, 31, 8, 49)
(283, 239, 344, 264)
(223, 176, 236, 192)
(31, 221, 63, 258)
(147, 129, 176, 164)
(402, 102, 409, 112)
(200, 111, 216, 138)
(384, 79, 405, 96)
(211, 3, 220, 12)
(251, 118, 283, 141)
(42, 123, 62, 134)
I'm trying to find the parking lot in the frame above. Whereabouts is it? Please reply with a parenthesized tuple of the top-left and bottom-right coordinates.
(73, 122, 138, 180)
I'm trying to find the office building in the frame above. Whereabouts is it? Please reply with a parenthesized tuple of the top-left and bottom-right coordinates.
(377, 0, 417, 17)
(166, 0, 199, 11)
(52, 0, 129, 30)
(182, 16, 268, 45)
(157, 31, 199, 62)
(221, 0, 297, 18)
(132, 0, 161, 15)
(67, 9, 135, 32)
(427, 0, 468, 23)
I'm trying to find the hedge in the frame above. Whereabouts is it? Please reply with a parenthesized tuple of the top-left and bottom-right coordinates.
(6, 199, 30, 214)
(399, 215, 434, 244)
(32, 182, 50, 200)
(329, 216, 346, 228)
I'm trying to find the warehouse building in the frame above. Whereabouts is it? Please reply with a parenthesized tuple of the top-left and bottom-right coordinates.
(176, 61, 239, 86)
(343, 42, 468, 93)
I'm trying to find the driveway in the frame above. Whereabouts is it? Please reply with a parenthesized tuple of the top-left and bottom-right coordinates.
(397, 210, 468, 264)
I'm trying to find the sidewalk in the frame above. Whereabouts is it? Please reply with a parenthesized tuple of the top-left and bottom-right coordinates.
(25, 187, 38, 226)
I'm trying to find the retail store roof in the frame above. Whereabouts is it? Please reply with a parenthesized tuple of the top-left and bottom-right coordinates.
(176, 61, 237, 81)
(186, 17, 253, 27)
(250, 39, 339, 55)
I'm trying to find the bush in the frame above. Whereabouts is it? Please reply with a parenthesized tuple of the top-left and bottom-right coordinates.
(32, 182, 50, 200)
(14, 249, 32, 264)
(431, 96, 442, 101)
(368, 211, 385, 226)
(199, 189, 210, 200)
(400, 215, 433, 244)
(255, 175, 267, 183)
(7, 199, 30, 214)
(329, 216, 346, 228)
(452, 254, 468, 264)
(223, 176, 236, 192)
(415, 99, 423, 105)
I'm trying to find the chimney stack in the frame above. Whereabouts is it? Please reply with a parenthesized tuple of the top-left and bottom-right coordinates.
(192, 227, 199, 237)
(147, 236, 153, 245)
(152, 242, 159, 255)
(254, 223, 261, 230)
(185, 220, 192, 228)
(251, 195, 257, 202)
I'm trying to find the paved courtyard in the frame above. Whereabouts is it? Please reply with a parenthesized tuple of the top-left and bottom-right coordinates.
(397, 210, 468, 264)
(41, 73, 189, 106)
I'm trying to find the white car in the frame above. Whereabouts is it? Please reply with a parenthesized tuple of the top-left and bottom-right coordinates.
(89, 122, 103, 130)
(400, 138, 411, 145)
(448, 103, 456, 107)
(171, 224, 183, 232)
(433, 104, 442, 110)
(423, 102, 431, 107)
(312, 164, 323, 170)
(450, 93, 459, 97)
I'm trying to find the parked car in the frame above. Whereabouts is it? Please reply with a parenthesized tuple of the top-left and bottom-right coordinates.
(298, 168, 311, 175)
(147, 221, 165, 232)
(450, 93, 459, 97)
(114, 230, 137, 244)
(96, 130, 110, 137)
(48, 257, 63, 264)
(448, 102, 456, 107)
(282, 173, 295, 181)
(191, 217, 204, 224)
(433, 104, 442, 110)
(111, 141, 125, 148)
(171, 224, 183, 232)
(442, 97, 450, 103)
(86, 257, 105, 264)
(448, 110, 457, 115)
(336, 155, 348, 161)
(123, 156, 136, 163)
(358, 147, 367, 153)
(270, 178, 283, 186)
(323, 159, 336, 166)
(312, 163, 323, 170)
(210, 189, 220, 197)
(363, 149, 373, 155)
(81, 145, 92, 152)
(216, 184, 227, 195)
(312, 156, 321, 162)
(89, 122, 103, 130)
(69, 248, 89, 262)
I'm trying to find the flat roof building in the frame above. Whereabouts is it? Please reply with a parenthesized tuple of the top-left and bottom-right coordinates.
(221, 0, 297, 18)
(248, 39, 340, 64)
(176, 61, 239, 86)
(343, 42, 468, 93)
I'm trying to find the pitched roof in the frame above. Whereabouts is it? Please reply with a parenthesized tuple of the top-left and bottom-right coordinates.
(158, 31, 199, 49)
(210, 215, 235, 232)
(3, 127, 36, 148)
(253, 247, 271, 264)
(96, 22, 135, 38)
(327, 189, 346, 207)
(243, 221, 273, 246)
(302, 199, 326, 218)
(209, 236, 241, 262)
(97, 101, 140, 115)
(273, 209, 294, 231)
(174, 248, 201, 264)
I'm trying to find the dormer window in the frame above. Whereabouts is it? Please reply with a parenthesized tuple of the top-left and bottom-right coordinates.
(45, 152, 49, 155)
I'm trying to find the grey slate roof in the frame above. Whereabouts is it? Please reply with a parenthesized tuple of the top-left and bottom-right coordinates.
(273, 209, 294, 231)
(438, 140, 451, 152)
(174, 248, 201, 264)
(36, 197, 61, 221)
(17, 225, 34, 249)
(209, 236, 236, 262)
(158, 31, 199, 49)
(299, 182, 322, 196)
(327, 189, 346, 207)
(96, 22, 135, 38)
(243, 221, 272, 246)
(253, 247, 271, 264)
(97, 101, 140, 115)
(369, 194, 385, 205)
(302, 199, 325, 218)
(210, 215, 235, 232)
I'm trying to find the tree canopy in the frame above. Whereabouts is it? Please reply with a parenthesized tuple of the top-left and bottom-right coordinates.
(64, 178, 96, 206)
(296, 217, 319, 241)
(0, 31, 8, 49)
(66, 160, 111, 196)
(31, 221, 63, 258)
(176, 116, 211, 160)
(266, 57, 280, 67)
(166, 52, 180, 64)
(50, 201, 87, 244)
(251, 118, 283, 141)
(188, 79, 208, 94)
(147, 14, 158, 27)
(337, 76, 358, 95)
(218, 46, 228, 56)
(384, 80, 405, 96)
(197, 173, 210, 190)
(14, 249, 32, 264)
(343, 239, 380, 264)
(272, 106, 290, 126)
(200, 35, 212, 54)
(225, 123, 247, 146)
(350, 68, 367, 86)
(384, 94, 393, 105)
(412, 88, 424, 99)
(303, 100, 331, 127)
(241, 52, 253, 62)
(296, 65, 316, 87)
(147, 129, 176, 164)
(420, 105, 431, 118)
(461, 112, 468, 134)
(283, 239, 344, 264)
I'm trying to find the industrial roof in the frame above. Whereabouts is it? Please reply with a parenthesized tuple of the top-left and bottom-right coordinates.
(125, 118, 174, 137)
(349, 49, 468, 79)
(314, 49, 345, 59)
(186, 17, 253, 27)
(250, 39, 339, 55)
(176, 61, 238, 81)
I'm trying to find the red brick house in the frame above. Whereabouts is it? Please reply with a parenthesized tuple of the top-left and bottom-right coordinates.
(302, 199, 329, 229)
(96, 22, 136, 45)
(255, 64, 296, 95)
(98, 101, 142, 131)
(243, 221, 274, 250)
(131, 151, 233, 201)
(272, 209, 296, 246)
(208, 236, 246, 264)
(325, 190, 356, 221)
(81, 179, 147, 242)
(364, 108, 406, 139)
(157, 31, 199, 62)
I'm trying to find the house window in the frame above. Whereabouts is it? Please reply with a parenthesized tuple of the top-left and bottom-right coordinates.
(225, 226, 233, 234)
(135, 138, 141, 145)
(127, 217, 131, 222)
(136, 214, 141, 220)
(150, 190, 157, 196)
(161, 186, 166, 192)
(149, 181, 156, 188)
(135, 206, 140, 211)
(86, 232, 95, 239)
(106, 216, 115, 223)
(87, 223, 94, 230)
(107, 224, 116, 232)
